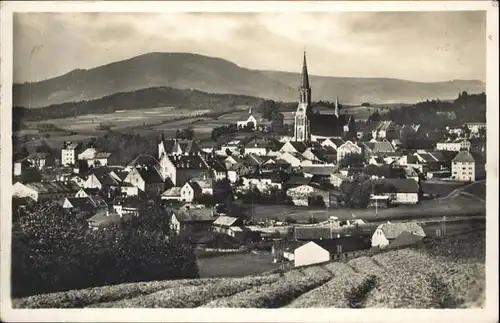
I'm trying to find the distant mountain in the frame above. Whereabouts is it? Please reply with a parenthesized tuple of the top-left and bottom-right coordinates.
(13, 52, 486, 109)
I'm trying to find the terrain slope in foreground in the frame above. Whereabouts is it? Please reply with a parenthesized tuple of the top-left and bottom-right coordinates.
(13, 230, 485, 309)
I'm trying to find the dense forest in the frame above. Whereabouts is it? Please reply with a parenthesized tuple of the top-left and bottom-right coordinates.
(12, 86, 264, 130)
(380, 92, 486, 128)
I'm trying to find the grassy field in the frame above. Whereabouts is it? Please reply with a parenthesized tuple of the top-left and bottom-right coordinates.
(13, 230, 485, 309)
(197, 251, 279, 278)
(420, 180, 468, 197)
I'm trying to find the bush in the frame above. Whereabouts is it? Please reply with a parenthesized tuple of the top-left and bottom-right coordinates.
(11, 205, 199, 298)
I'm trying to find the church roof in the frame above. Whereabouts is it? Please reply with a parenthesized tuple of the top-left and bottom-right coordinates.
(309, 114, 353, 137)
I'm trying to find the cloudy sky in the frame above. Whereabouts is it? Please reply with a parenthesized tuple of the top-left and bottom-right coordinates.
(14, 11, 486, 83)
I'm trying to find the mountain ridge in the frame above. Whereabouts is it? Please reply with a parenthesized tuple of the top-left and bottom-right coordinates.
(13, 52, 486, 109)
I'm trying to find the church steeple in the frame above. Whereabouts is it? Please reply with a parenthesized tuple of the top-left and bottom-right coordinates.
(299, 51, 312, 109)
(300, 51, 310, 89)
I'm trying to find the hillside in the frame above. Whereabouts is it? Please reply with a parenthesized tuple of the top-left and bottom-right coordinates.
(13, 230, 485, 309)
(13, 52, 485, 109)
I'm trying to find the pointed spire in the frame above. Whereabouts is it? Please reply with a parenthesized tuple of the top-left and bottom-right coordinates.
(300, 50, 310, 89)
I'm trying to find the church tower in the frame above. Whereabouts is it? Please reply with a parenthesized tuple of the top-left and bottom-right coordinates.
(294, 51, 312, 142)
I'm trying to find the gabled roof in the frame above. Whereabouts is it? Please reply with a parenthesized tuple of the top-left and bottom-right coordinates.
(87, 210, 122, 228)
(65, 197, 96, 209)
(283, 141, 309, 153)
(389, 231, 425, 248)
(213, 215, 241, 227)
(309, 113, 353, 137)
(169, 155, 208, 170)
(162, 186, 182, 197)
(382, 178, 420, 193)
(377, 222, 425, 240)
(94, 152, 111, 159)
(207, 160, 227, 172)
(362, 141, 395, 153)
(26, 181, 80, 194)
(300, 166, 339, 176)
(173, 208, 217, 223)
(452, 151, 476, 163)
(128, 154, 159, 168)
(137, 167, 164, 184)
(375, 121, 394, 132)
(26, 152, 49, 160)
(416, 153, 437, 163)
(178, 140, 201, 154)
(286, 174, 312, 186)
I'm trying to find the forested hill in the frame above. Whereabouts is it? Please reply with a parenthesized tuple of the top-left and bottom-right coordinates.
(381, 91, 486, 128)
(12, 86, 264, 129)
(13, 52, 485, 108)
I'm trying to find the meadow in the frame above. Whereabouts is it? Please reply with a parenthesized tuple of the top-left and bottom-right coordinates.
(12, 230, 485, 309)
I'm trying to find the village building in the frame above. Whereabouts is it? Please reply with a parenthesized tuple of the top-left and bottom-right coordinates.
(236, 109, 258, 130)
(158, 137, 202, 158)
(206, 160, 227, 181)
(293, 54, 356, 143)
(218, 140, 242, 156)
(320, 138, 345, 150)
(330, 173, 350, 187)
(25, 152, 53, 170)
(436, 138, 471, 152)
(451, 151, 485, 182)
(123, 166, 166, 195)
(157, 154, 210, 186)
(464, 122, 486, 136)
(12, 181, 80, 202)
(62, 197, 97, 213)
(372, 121, 398, 140)
(380, 178, 421, 205)
(126, 154, 159, 171)
(371, 222, 426, 248)
(87, 209, 123, 231)
(211, 216, 244, 235)
(336, 141, 363, 163)
(170, 208, 217, 235)
(77, 147, 111, 167)
(279, 141, 309, 155)
(360, 140, 396, 156)
(161, 186, 183, 201)
(61, 142, 82, 166)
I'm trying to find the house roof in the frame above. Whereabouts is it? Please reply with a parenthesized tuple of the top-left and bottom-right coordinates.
(309, 113, 353, 137)
(193, 179, 213, 189)
(405, 155, 420, 164)
(137, 167, 164, 184)
(300, 166, 339, 176)
(94, 152, 111, 159)
(286, 174, 312, 186)
(377, 222, 425, 240)
(331, 173, 350, 181)
(362, 141, 395, 153)
(162, 186, 182, 197)
(26, 152, 49, 160)
(213, 215, 240, 227)
(416, 153, 438, 163)
(207, 160, 227, 172)
(65, 197, 96, 209)
(284, 141, 309, 153)
(128, 154, 159, 168)
(375, 121, 393, 132)
(245, 154, 264, 166)
(452, 151, 476, 163)
(63, 142, 80, 150)
(169, 155, 208, 170)
(178, 140, 201, 154)
(389, 231, 425, 248)
(173, 208, 217, 223)
(313, 237, 371, 254)
(26, 181, 80, 194)
(382, 178, 420, 193)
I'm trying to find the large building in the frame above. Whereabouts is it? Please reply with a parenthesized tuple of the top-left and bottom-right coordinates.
(293, 52, 357, 143)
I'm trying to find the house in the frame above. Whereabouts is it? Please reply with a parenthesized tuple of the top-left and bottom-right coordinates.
(199, 141, 217, 154)
(61, 142, 81, 166)
(123, 166, 166, 195)
(62, 197, 97, 213)
(278, 151, 311, 168)
(388, 231, 425, 249)
(25, 152, 52, 170)
(372, 121, 398, 140)
(243, 137, 272, 156)
(13, 159, 30, 176)
(161, 186, 183, 201)
(294, 237, 371, 267)
(170, 208, 217, 235)
(451, 151, 486, 182)
(12, 181, 80, 202)
(464, 122, 486, 136)
(381, 178, 420, 204)
(355, 121, 379, 140)
(126, 154, 159, 171)
(84, 171, 120, 191)
(300, 166, 338, 178)
(180, 181, 202, 202)
(207, 160, 227, 181)
(111, 198, 141, 217)
(157, 154, 210, 186)
(360, 140, 396, 156)
(77, 147, 111, 167)
(368, 156, 386, 166)
(120, 182, 140, 197)
(279, 141, 309, 154)
(371, 222, 426, 248)
(237, 108, 258, 130)
(286, 183, 338, 207)
(336, 141, 362, 163)
(158, 138, 202, 158)
(396, 155, 426, 173)
(330, 173, 349, 187)
(436, 138, 471, 152)
(320, 138, 345, 150)
(211, 215, 243, 235)
(218, 140, 242, 156)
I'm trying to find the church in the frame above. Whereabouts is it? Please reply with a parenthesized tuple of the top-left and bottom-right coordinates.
(293, 52, 357, 143)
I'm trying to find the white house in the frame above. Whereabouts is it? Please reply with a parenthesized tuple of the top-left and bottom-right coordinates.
(436, 138, 471, 152)
(330, 173, 349, 187)
(237, 109, 258, 130)
(294, 241, 331, 267)
(78, 148, 111, 167)
(382, 178, 420, 204)
(336, 141, 362, 163)
(12, 181, 79, 202)
(61, 142, 81, 166)
(180, 181, 205, 202)
(157, 154, 209, 186)
(451, 151, 485, 182)
(371, 222, 426, 248)
(372, 121, 398, 140)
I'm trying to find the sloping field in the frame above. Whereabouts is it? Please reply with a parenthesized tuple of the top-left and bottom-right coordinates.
(13, 230, 485, 309)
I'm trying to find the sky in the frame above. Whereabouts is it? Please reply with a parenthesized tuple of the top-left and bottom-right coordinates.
(13, 11, 486, 83)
